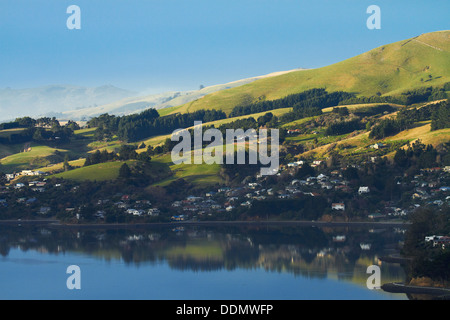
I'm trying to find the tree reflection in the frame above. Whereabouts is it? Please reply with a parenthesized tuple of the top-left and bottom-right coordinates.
(0, 224, 406, 284)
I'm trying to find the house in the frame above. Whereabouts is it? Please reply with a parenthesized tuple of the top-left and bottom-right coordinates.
(26, 198, 37, 205)
(127, 208, 144, 216)
(91, 211, 105, 219)
(39, 207, 51, 215)
(186, 196, 203, 202)
(5, 174, 16, 181)
(172, 201, 182, 207)
(21, 170, 34, 176)
(288, 161, 304, 167)
(14, 183, 25, 189)
(368, 213, 385, 220)
(311, 160, 323, 167)
(331, 203, 345, 211)
(370, 143, 385, 149)
(225, 205, 235, 212)
(171, 215, 185, 221)
(148, 208, 160, 216)
(333, 235, 346, 242)
(358, 186, 370, 194)
(432, 236, 450, 249)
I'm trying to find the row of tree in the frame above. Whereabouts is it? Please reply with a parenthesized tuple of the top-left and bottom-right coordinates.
(83, 145, 151, 167)
(0, 118, 77, 145)
(87, 108, 227, 142)
(369, 99, 449, 139)
(337, 84, 448, 106)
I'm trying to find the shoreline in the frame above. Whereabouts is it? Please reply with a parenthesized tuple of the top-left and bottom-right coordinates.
(0, 219, 411, 229)
(382, 282, 450, 299)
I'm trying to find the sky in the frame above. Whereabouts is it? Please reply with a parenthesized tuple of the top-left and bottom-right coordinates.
(0, 0, 449, 93)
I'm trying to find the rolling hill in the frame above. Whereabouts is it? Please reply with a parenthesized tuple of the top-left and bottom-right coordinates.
(167, 31, 450, 116)
(60, 69, 302, 120)
(1, 31, 449, 187)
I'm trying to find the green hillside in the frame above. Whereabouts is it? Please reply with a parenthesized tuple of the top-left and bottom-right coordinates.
(170, 31, 450, 115)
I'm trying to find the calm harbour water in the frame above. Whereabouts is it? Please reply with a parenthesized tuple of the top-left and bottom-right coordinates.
(0, 223, 408, 300)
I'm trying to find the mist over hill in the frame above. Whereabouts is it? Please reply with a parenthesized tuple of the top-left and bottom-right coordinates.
(60, 69, 303, 120)
(0, 85, 136, 122)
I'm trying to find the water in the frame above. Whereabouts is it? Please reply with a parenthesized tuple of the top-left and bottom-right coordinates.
(0, 223, 408, 300)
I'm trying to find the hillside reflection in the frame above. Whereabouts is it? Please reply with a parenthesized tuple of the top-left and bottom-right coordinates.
(0, 224, 406, 285)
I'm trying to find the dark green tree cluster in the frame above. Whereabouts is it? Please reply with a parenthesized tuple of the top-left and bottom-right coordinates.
(331, 107, 349, 116)
(403, 207, 450, 283)
(393, 140, 441, 169)
(87, 108, 226, 142)
(396, 104, 436, 123)
(400, 86, 447, 105)
(229, 88, 354, 118)
(369, 118, 411, 139)
(325, 119, 363, 136)
(430, 99, 450, 131)
(338, 84, 448, 106)
(84, 144, 151, 167)
(84, 149, 118, 166)
(0, 117, 74, 144)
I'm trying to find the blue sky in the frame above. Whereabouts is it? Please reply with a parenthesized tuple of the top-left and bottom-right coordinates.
(0, 0, 449, 93)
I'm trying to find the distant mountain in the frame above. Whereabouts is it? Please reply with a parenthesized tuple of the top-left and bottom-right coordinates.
(0, 85, 136, 122)
(168, 30, 450, 115)
(60, 69, 303, 120)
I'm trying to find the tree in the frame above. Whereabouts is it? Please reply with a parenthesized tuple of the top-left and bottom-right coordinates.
(63, 154, 72, 172)
(394, 148, 408, 167)
(84, 157, 92, 167)
(431, 100, 450, 131)
(343, 166, 359, 181)
(295, 163, 315, 179)
(119, 163, 131, 179)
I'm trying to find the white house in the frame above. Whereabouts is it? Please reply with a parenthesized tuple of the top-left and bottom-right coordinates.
(148, 208, 160, 216)
(331, 203, 345, 211)
(370, 143, 385, 149)
(358, 186, 370, 194)
(225, 206, 235, 212)
(127, 209, 144, 216)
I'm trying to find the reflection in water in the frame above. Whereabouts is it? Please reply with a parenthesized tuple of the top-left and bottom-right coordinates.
(0, 224, 407, 293)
